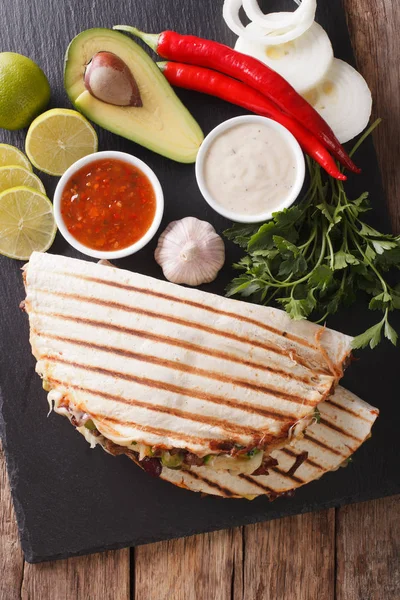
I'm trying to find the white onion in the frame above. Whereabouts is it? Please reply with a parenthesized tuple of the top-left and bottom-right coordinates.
(223, 0, 315, 45)
(302, 58, 372, 143)
(235, 21, 333, 94)
(242, 0, 316, 31)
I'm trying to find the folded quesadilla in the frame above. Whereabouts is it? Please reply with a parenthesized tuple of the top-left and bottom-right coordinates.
(23, 252, 353, 477)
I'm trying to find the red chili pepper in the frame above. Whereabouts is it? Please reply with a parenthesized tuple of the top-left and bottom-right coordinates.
(158, 61, 346, 181)
(115, 26, 360, 174)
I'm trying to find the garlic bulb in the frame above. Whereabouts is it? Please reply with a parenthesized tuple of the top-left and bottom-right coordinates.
(154, 217, 225, 286)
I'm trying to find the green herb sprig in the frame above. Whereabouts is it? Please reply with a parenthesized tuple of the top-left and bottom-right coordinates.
(224, 120, 400, 349)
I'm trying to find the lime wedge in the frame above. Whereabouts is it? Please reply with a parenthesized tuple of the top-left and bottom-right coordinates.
(0, 143, 32, 170)
(0, 186, 57, 260)
(0, 166, 46, 194)
(25, 108, 98, 176)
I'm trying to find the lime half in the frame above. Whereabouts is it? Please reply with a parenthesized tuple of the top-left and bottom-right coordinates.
(0, 186, 57, 260)
(25, 108, 98, 176)
(0, 144, 32, 170)
(0, 166, 45, 194)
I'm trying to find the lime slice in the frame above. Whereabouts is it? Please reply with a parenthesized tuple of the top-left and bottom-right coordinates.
(0, 144, 32, 171)
(0, 186, 57, 260)
(0, 166, 46, 194)
(25, 108, 98, 176)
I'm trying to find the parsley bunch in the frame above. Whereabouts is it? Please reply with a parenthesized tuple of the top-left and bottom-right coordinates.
(224, 121, 400, 349)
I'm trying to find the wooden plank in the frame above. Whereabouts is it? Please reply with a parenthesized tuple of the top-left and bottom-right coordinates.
(20, 549, 131, 600)
(336, 8, 400, 597)
(336, 496, 400, 599)
(0, 441, 24, 600)
(344, 0, 400, 231)
(241, 510, 335, 600)
(134, 528, 243, 600)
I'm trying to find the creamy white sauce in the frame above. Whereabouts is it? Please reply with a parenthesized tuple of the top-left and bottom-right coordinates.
(203, 122, 299, 216)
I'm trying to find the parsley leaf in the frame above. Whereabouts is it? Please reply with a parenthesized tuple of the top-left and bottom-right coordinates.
(352, 320, 384, 349)
(274, 236, 307, 277)
(309, 265, 334, 290)
(332, 250, 360, 270)
(278, 289, 316, 320)
(369, 291, 393, 311)
(384, 319, 398, 345)
(226, 276, 261, 298)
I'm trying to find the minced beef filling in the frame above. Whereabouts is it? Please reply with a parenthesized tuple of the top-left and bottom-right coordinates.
(251, 456, 279, 475)
(101, 436, 278, 477)
(62, 404, 279, 477)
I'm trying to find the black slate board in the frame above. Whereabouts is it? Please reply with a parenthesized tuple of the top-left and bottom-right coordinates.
(0, 0, 399, 564)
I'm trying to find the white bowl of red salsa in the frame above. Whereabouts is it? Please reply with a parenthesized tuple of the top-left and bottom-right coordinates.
(53, 151, 164, 259)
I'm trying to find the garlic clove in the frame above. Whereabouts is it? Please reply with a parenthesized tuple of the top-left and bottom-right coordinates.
(154, 217, 225, 286)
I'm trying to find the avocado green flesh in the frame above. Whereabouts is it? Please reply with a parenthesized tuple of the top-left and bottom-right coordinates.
(64, 28, 204, 163)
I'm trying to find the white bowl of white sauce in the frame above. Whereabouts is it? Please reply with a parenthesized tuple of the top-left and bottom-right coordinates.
(195, 115, 305, 223)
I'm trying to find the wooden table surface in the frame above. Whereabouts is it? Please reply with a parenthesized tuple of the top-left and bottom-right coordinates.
(1, 0, 399, 598)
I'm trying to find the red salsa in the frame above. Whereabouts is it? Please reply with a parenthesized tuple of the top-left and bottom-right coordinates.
(61, 158, 156, 251)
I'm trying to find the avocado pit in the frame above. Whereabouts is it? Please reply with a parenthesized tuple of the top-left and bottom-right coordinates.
(84, 51, 142, 107)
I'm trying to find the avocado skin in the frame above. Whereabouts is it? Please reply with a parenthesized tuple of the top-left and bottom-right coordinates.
(64, 28, 204, 163)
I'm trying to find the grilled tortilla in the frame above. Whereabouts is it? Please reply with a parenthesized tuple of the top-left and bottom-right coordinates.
(157, 387, 379, 498)
(23, 252, 353, 473)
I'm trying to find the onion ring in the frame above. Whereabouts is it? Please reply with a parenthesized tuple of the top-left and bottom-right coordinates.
(223, 0, 315, 45)
(242, 0, 316, 31)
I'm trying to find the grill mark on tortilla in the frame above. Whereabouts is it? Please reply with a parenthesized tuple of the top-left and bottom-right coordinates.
(43, 333, 319, 407)
(319, 418, 362, 443)
(325, 399, 373, 423)
(270, 466, 304, 484)
(38, 311, 317, 386)
(63, 271, 318, 350)
(32, 287, 329, 375)
(185, 470, 236, 497)
(47, 378, 263, 437)
(303, 433, 345, 457)
(43, 356, 298, 423)
(89, 412, 223, 447)
(238, 474, 276, 494)
(281, 447, 323, 471)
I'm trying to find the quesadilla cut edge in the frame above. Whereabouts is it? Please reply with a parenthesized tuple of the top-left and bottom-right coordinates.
(158, 386, 379, 498)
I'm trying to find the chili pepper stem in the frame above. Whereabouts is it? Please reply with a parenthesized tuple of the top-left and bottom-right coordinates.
(113, 25, 160, 52)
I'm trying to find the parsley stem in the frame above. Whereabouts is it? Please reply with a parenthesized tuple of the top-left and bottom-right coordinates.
(263, 287, 281, 305)
(341, 220, 348, 252)
(315, 311, 330, 324)
(349, 118, 382, 158)
(326, 232, 335, 269)
(298, 227, 316, 251)
(306, 225, 319, 262)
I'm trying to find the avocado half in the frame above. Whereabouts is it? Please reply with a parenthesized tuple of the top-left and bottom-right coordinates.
(64, 28, 204, 163)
